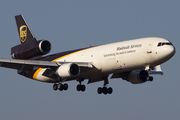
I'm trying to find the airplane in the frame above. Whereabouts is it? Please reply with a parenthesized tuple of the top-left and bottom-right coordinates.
(0, 15, 176, 95)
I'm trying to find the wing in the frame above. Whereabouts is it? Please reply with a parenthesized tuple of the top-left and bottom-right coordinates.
(0, 58, 58, 71)
(0, 58, 93, 71)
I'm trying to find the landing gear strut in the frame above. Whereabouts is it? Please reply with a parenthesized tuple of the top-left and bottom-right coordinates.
(147, 68, 154, 82)
(97, 76, 113, 95)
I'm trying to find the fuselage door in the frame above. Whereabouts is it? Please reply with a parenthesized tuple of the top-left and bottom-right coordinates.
(147, 43, 153, 53)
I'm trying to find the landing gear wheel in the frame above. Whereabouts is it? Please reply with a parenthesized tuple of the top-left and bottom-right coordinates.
(59, 86, 64, 91)
(57, 83, 61, 89)
(77, 84, 86, 92)
(149, 76, 153, 81)
(97, 87, 102, 94)
(77, 84, 81, 91)
(57, 83, 63, 91)
(81, 85, 86, 92)
(103, 87, 108, 95)
(107, 87, 113, 94)
(63, 83, 68, 90)
(53, 84, 58, 91)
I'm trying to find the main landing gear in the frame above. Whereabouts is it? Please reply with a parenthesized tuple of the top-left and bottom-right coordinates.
(76, 79, 86, 92)
(53, 83, 68, 91)
(97, 76, 113, 95)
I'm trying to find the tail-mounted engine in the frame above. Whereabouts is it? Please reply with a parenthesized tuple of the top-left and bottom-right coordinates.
(127, 70, 149, 84)
(11, 40, 51, 59)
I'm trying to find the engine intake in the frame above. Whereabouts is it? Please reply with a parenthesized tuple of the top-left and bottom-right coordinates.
(127, 70, 149, 84)
(55, 63, 80, 78)
(11, 40, 51, 59)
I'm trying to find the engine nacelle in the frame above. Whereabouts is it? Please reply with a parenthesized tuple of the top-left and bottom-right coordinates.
(127, 70, 149, 84)
(11, 40, 51, 59)
(55, 63, 80, 78)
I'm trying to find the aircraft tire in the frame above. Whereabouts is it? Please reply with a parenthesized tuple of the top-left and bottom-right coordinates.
(57, 83, 61, 89)
(103, 87, 108, 95)
(149, 76, 153, 81)
(97, 87, 102, 94)
(63, 83, 68, 90)
(107, 87, 113, 94)
(53, 84, 58, 91)
(81, 85, 86, 92)
(77, 85, 81, 91)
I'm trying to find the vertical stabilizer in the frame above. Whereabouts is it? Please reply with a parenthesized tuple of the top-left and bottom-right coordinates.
(15, 15, 37, 45)
(11, 15, 51, 59)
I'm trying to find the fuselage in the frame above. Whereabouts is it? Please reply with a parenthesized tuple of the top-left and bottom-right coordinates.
(30, 37, 175, 83)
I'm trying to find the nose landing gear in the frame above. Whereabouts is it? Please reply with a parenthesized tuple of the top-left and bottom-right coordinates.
(148, 76, 153, 81)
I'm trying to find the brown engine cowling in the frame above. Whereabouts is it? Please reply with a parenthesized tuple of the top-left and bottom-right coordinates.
(11, 40, 51, 59)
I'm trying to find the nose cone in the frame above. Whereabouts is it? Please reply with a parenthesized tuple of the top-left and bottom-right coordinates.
(166, 44, 176, 58)
(171, 44, 176, 56)
(161, 44, 176, 62)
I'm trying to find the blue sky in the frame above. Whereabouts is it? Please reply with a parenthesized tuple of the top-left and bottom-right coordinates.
(0, 0, 179, 120)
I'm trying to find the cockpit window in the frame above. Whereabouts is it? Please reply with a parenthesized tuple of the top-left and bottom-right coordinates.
(157, 42, 172, 47)
(158, 43, 162, 46)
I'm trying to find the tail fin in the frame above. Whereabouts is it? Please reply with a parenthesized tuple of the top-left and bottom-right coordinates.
(11, 15, 51, 59)
(11, 15, 37, 55)
(15, 15, 37, 45)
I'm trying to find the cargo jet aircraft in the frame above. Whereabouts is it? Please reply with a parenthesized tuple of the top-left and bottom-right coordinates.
(0, 15, 176, 94)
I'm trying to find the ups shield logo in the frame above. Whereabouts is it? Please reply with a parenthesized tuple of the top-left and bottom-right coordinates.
(20, 25, 27, 42)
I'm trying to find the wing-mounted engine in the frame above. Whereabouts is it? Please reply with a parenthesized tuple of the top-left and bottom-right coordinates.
(11, 40, 51, 59)
(55, 63, 80, 78)
(127, 70, 149, 84)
